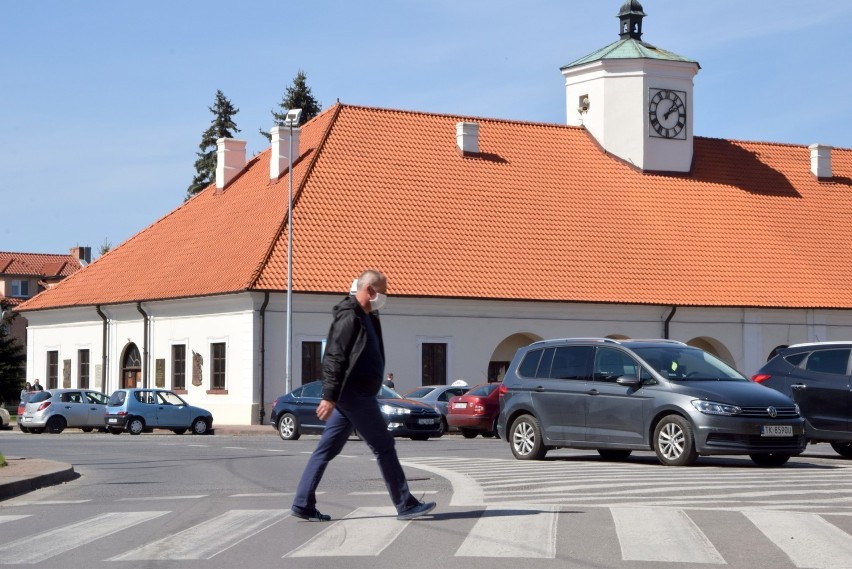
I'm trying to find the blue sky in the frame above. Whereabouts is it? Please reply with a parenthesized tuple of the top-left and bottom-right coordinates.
(2, 0, 851, 255)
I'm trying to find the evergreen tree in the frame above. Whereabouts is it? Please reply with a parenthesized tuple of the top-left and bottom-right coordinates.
(259, 70, 322, 141)
(99, 237, 112, 257)
(187, 90, 241, 199)
(0, 303, 25, 404)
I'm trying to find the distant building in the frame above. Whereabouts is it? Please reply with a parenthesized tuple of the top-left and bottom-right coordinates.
(1, 246, 89, 346)
(17, 3, 852, 424)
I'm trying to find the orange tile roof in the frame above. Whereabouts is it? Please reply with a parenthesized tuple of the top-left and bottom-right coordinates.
(19, 103, 852, 312)
(0, 252, 81, 278)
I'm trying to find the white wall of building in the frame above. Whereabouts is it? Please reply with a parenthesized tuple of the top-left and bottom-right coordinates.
(24, 292, 852, 426)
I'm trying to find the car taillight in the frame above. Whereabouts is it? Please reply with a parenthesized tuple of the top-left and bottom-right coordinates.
(498, 384, 508, 397)
(752, 374, 772, 384)
(37, 401, 51, 412)
(474, 404, 485, 414)
(272, 398, 279, 407)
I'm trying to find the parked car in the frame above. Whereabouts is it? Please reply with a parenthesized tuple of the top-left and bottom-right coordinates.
(21, 389, 110, 434)
(752, 342, 852, 458)
(17, 392, 32, 431)
(447, 383, 501, 438)
(271, 380, 443, 441)
(0, 406, 10, 430)
(498, 338, 806, 467)
(404, 384, 470, 432)
(104, 388, 213, 435)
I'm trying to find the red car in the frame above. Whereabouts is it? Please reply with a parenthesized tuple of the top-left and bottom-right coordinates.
(447, 382, 501, 438)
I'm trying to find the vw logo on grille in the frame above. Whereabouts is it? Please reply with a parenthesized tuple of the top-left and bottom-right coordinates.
(767, 406, 778, 418)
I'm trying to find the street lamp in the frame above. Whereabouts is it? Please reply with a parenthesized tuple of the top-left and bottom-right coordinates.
(283, 108, 302, 395)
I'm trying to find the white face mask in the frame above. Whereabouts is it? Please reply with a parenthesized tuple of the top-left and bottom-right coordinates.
(369, 292, 387, 312)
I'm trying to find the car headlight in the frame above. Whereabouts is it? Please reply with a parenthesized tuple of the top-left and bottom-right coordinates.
(691, 400, 742, 416)
(380, 405, 410, 415)
(794, 403, 801, 416)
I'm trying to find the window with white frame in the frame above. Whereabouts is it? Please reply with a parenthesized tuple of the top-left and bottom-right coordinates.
(210, 342, 226, 390)
(172, 344, 186, 390)
(78, 349, 90, 389)
(11, 279, 30, 297)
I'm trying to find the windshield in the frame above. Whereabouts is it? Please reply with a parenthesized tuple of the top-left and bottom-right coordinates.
(631, 346, 747, 381)
(378, 385, 403, 399)
(404, 387, 434, 398)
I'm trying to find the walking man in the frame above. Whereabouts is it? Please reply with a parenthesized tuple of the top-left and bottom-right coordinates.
(291, 269, 436, 522)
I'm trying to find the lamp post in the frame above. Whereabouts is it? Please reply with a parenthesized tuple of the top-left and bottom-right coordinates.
(283, 108, 302, 395)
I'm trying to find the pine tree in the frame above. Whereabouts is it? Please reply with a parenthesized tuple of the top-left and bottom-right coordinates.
(259, 70, 322, 141)
(0, 303, 25, 405)
(187, 90, 241, 199)
(99, 237, 112, 257)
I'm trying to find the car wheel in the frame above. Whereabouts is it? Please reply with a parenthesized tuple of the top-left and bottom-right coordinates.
(81, 427, 94, 433)
(510, 415, 548, 460)
(46, 416, 66, 434)
(460, 428, 478, 439)
(30, 428, 45, 434)
(191, 418, 209, 435)
(750, 453, 791, 467)
(598, 449, 633, 461)
(278, 413, 300, 440)
(109, 428, 123, 435)
(19, 425, 29, 433)
(830, 442, 852, 458)
(653, 415, 698, 466)
(173, 429, 187, 435)
(128, 417, 145, 435)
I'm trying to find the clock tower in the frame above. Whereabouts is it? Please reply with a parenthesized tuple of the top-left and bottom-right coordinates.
(561, 1, 700, 173)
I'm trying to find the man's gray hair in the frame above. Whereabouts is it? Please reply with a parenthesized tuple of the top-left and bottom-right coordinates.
(356, 269, 386, 291)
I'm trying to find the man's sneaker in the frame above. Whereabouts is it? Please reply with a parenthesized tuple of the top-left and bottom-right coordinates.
(396, 501, 436, 520)
(291, 507, 331, 522)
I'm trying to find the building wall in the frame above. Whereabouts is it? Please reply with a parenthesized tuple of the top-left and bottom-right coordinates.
(23, 293, 852, 426)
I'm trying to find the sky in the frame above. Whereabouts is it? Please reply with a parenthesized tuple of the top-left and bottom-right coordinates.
(2, 0, 851, 256)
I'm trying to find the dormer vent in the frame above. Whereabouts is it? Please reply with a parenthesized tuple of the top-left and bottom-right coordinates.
(216, 138, 247, 189)
(809, 144, 833, 179)
(456, 122, 480, 155)
(270, 126, 301, 180)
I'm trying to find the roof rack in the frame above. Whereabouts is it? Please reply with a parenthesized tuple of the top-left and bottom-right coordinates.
(621, 339, 688, 345)
(787, 341, 852, 348)
(527, 337, 621, 347)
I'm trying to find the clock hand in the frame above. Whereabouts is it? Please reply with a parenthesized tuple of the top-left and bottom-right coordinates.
(663, 104, 679, 120)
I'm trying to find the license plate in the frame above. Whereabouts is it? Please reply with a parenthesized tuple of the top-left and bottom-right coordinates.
(761, 425, 793, 437)
(417, 418, 435, 425)
(108, 417, 118, 424)
(23, 417, 31, 423)
(453, 402, 468, 409)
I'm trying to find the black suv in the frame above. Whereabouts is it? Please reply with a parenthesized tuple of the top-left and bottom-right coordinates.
(497, 338, 805, 466)
(753, 342, 852, 458)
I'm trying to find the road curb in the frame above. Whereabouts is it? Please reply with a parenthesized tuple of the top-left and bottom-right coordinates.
(0, 458, 78, 500)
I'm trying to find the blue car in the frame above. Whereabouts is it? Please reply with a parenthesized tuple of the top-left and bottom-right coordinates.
(271, 380, 443, 441)
(105, 388, 214, 435)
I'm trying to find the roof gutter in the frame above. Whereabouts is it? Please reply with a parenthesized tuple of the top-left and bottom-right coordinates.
(137, 302, 149, 388)
(664, 306, 678, 339)
(258, 292, 270, 425)
(96, 305, 108, 392)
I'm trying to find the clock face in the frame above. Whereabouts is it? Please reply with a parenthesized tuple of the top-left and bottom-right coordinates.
(649, 89, 687, 139)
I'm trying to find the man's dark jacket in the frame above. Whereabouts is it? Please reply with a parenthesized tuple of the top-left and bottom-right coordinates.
(321, 296, 385, 402)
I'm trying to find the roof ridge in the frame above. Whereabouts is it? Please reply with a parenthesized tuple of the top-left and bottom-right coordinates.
(248, 102, 344, 289)
(695, 135, 851, 152)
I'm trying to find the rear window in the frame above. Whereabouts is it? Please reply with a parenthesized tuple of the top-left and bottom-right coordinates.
(517, 349, 543, 378)
(784, 352, 807, 366)
(406, 387, 434, 398)
(468, 383, 498, 396)
(108, 391, 127, 406)
(28, 391, 51, 403)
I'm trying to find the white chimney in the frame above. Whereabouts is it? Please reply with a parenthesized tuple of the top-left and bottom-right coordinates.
(270, 126, 301, 180)
(809, 143, 833, 179)
(216, 138, 247, 189)
(456, 122, 480, 154)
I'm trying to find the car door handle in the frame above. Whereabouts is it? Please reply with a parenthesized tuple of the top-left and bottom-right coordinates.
(534, 386, 545, 392)
(588, 389, 599, 395)
(791, 384, 806, 390)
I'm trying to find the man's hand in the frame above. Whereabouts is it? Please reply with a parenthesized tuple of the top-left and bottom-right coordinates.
(317, 400, 336, 421)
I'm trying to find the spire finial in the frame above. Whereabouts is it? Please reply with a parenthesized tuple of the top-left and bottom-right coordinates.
(617, 0, 646, 40)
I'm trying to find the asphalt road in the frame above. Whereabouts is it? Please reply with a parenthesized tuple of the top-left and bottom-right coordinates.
(2, 430, 852, 568)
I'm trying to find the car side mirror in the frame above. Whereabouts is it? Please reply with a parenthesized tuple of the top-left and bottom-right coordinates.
(616, 375, 641, 387)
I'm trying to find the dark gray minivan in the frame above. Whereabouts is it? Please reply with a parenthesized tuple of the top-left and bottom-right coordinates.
(497, 338, 806, 466)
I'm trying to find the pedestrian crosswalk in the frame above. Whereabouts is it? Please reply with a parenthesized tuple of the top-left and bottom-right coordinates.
(2, 505, 852, 566)
(401, 456, 852, 512)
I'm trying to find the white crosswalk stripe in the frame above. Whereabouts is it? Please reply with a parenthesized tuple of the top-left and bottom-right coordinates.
(456, 506, 558, 558)
(611, 507, 725, 564)
(0, 511, 169, 565)
(285, 507, 406, 557)
(744, 510, 852, 569)
(110, 509, 290, 561)
(0, 515, 29, 525)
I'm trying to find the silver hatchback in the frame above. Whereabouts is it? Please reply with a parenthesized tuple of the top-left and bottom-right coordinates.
(498, 338, 807, 467)
(21, 389, 109, 433)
